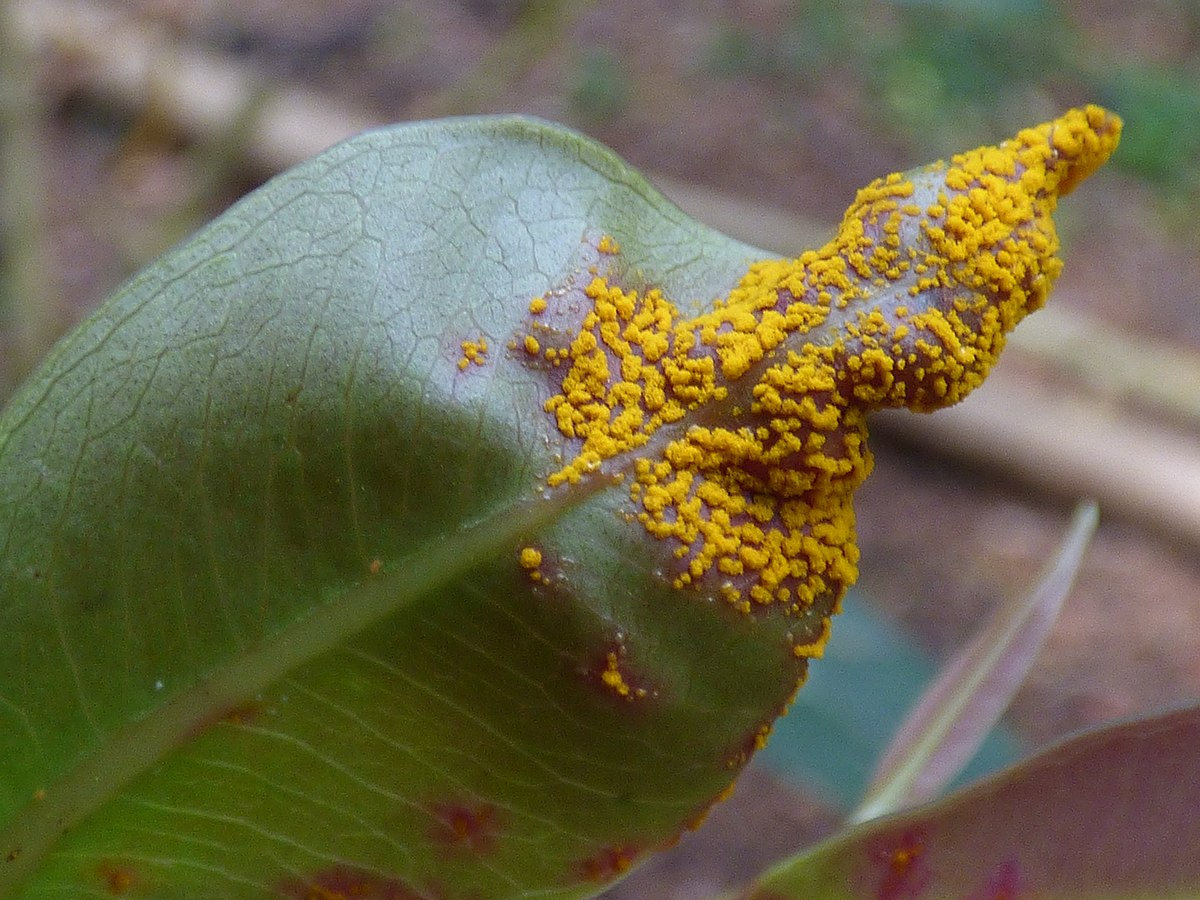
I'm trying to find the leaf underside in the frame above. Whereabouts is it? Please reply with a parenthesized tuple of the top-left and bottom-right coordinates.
(0, 117, 812, 898)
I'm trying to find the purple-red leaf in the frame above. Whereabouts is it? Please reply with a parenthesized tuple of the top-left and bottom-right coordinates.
(739, 703, 1200, 898)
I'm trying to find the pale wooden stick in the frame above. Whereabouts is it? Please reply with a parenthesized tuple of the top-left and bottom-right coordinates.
(9, 0, 374, 172)
(0, 1, 64, 389)
(874, 374, 1200, 546)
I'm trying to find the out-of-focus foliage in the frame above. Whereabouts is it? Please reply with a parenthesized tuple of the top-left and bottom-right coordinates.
(702, 0, 1200, 211)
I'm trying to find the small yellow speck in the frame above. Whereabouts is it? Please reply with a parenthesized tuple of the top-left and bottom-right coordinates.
(598, 234, 621, 255)
(600, 650, 646, 700)
(523, 334, 540, 355)
(459, 338, 489, 369)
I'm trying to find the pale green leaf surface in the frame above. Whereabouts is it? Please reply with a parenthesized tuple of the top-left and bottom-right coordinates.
(739, 704, 1200, 899)
(0, 117, 810, 898)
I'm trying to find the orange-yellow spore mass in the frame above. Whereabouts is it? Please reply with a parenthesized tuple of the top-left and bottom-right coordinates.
(600, 651, 647, 700)
(458, 337, 489, 370)
(598, 234, 621, 255)
(542, 107, 1120, 641)
(519, 546, 544, 582)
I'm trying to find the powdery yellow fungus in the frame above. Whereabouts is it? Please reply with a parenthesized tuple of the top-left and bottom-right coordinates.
(540, 107, 1120, 649)
(598, 234, 621, 255)
(790, 618, 832, 660)
(458, 337, 489, 370)
(600, 651, 647, 700)
(519, 546, 544, 582)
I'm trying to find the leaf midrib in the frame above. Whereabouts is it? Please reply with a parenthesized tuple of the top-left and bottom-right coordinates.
(0, 475, 607, 897)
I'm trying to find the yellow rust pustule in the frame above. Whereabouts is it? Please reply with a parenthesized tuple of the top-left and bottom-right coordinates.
(537, 107, 1120, 650)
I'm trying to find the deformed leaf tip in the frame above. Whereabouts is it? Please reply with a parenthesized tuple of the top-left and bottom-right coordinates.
(533, 106, 1119, 639)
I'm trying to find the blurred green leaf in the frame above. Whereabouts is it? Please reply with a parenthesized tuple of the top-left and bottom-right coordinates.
(760, 593, 1021, 808)
(570, 48, 631, 125)
(737, 704, 1200, 898)
(850, 501, 1097, 823)
(1100, 66, 1200, 186)
(870, 0, 1072, 146)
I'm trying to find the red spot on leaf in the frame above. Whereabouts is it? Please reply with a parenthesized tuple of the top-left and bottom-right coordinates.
(576, 844, 641, 883)
(220, 701, 264, 726)
(276, 866, 426, 900)
(95, 860, 139, 895)
(967, 859, 1024, 900)
(869, 828, 932, 900)
(425, 800, 503, 856)
(184, 699, 265, 741)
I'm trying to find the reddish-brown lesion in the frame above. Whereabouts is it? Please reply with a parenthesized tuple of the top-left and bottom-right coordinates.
(425, 799, 504, 856)
(576, 632, 661, 706)
(219, 701, 265, 727)
(182, 698, 267, 742)
(575, 844, 642, 883)
(869, 827, 933, 900)
(275, 865, 427, 900)
(95, 859, 140, 895)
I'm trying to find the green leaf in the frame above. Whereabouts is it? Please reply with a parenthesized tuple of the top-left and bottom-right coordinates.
(736, 704, 1200, 898)
(0, 107, 1119, 898)
(0, 116, 803, 898)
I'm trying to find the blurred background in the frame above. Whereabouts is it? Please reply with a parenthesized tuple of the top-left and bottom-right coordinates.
(3, 1, 1199, 896)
